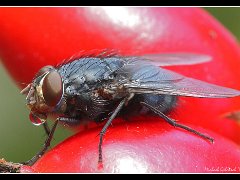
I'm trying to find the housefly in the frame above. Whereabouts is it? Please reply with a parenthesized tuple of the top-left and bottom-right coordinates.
(20, 52, 240, 165)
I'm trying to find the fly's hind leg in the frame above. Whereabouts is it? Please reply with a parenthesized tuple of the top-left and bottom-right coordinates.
(140, 102, 214, 143)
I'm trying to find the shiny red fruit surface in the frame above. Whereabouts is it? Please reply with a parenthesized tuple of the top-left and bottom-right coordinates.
(0, 7, 240, 173)
(31, 118, 240, 173)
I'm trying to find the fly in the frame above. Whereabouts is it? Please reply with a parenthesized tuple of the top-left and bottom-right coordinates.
(20, 52, 240, 165)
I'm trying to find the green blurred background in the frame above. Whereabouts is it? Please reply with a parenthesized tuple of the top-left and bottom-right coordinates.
(0, 8, 240, 163)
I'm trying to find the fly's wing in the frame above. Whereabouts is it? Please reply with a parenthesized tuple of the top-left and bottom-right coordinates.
(134, 53, 212, 66)
(120, 60, 240, 98)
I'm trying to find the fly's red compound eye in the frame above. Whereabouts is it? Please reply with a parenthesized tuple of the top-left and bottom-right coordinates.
(42, 71, 63, 107)
(29, 112, 46, 126)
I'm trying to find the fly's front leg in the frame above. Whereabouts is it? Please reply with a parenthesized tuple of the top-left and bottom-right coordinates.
(43, 121, 51, 136)
(140, 102, 214, 143)
(23, 119, 59, 166)
(23, 117, 77, 166)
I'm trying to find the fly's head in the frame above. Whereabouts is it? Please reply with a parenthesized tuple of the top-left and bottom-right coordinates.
(21, 66, 65, 126)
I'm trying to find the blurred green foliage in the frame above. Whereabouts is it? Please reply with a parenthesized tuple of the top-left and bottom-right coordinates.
(205, 7, 240, 39)
(0, 8, 240, 163)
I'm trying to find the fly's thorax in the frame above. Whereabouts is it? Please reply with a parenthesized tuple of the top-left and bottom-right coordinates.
(21, 65, 65, 125)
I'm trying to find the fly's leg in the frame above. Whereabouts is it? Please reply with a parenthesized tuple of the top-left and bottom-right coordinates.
(140, 102, 214, 143)
(98, 96, 130, 164)
(57, 117, 81, 125)
(22, 120, 59, 166)
(42, 116, 80, 138)
(43, 121, 51, 136)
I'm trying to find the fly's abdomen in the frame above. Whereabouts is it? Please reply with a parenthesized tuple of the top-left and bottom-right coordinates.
(139, 94, 177, 113)
(121, 94, 177, 117)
